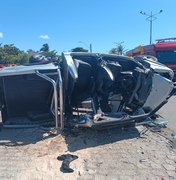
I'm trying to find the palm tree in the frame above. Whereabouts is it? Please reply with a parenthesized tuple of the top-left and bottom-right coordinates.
(40, 43, 49, 52)
(109, 42, 127, 55)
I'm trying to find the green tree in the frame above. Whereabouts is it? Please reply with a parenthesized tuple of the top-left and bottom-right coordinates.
(109, 42, 127, 55)
(40, 43, 49, 52)
(0, 44, 29, 65)
(41, 50, 57, 58)
(0, 43, 61, 65)
(71, 47, 88, 52)
(39, 43, 60, 61)
(109, 48, 118, 54)
(27, 49, 37, 55)
(18, 53, 30, 64)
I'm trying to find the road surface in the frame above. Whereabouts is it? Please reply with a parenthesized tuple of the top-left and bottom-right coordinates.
(158, 95, 176, 133)
(0, 95, 176, 179)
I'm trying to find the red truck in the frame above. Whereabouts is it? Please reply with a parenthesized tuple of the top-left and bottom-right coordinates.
(126, 38, 176, 80)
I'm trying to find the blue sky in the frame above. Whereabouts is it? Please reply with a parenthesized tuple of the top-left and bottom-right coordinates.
(0, 0, 176, 54)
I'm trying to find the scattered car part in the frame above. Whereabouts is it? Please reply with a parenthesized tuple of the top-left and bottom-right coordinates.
(57, 154, 78, 173)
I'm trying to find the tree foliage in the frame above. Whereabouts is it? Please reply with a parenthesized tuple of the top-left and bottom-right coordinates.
(0, 43, 60, 65)
(109, 42, 127, 55)
(0, 44, 29, 65)
(40, 43, 60, 61)
(71, 47, 88, 52)
(40, 43, 49, 52)
(0, 42, 128, 66)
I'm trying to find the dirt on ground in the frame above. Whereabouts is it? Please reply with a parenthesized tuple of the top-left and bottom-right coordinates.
(0, 124, 176, 180)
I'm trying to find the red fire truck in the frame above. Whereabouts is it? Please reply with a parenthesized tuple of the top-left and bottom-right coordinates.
(126, 38, 176, 79)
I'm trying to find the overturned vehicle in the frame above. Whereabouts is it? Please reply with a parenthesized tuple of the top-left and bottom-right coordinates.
(0, 52, 175, 130)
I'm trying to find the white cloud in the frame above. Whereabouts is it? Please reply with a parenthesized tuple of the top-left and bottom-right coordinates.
(0, 32, 3, 38)
(39, 34, 50, 39)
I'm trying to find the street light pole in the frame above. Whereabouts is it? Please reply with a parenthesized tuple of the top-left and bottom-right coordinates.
(89, 43, 92, 53)
(150, 12, 153, 45)
(79, 41, 93, 53)
(140, 10, 163, 44)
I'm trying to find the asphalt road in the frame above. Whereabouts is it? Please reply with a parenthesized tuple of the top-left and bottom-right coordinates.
(158, 95, 176, 133)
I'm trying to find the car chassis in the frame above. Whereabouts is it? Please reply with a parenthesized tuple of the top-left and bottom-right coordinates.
(0, 52, 175, 131)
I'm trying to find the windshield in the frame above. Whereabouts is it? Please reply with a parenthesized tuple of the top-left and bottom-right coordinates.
(156, 50, 176, 64)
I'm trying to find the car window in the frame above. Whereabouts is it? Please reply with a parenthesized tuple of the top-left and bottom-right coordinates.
(156, 50, 176, 63)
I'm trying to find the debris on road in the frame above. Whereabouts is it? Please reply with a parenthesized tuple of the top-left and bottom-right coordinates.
(57, 154, 78, 173)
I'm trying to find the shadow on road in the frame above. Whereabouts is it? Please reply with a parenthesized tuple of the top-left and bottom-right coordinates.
(64, 126, 140, 152)
(0, 127, 52, 146)
(0, 125, 140, 152)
